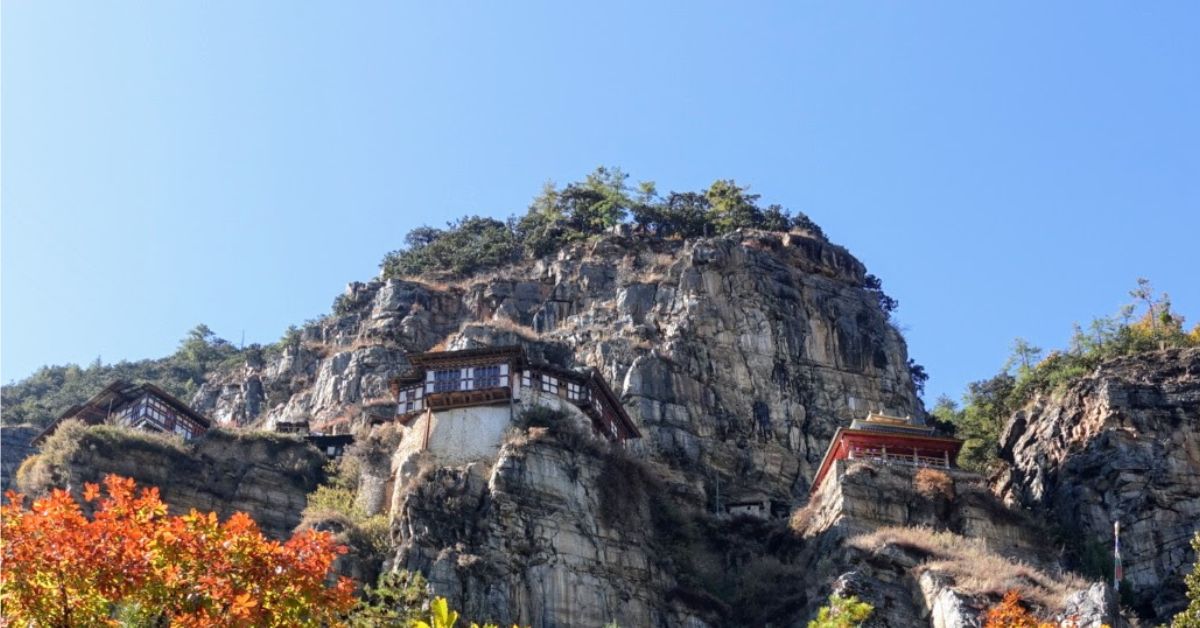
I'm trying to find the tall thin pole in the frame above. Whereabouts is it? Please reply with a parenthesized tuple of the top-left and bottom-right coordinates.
(1114, 520, 1122, 592)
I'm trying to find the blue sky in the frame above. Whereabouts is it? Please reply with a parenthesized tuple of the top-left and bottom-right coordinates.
(3, 2, 1197, 405)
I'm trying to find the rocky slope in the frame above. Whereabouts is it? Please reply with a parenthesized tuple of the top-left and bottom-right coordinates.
(993, 347, 1200, 620)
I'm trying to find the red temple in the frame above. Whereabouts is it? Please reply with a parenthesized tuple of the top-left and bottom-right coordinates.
(810, 412, 963, 494)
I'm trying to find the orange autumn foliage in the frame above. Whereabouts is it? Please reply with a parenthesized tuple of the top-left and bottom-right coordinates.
(983, 590, 1095, 628)
(1, 474, 356, 627)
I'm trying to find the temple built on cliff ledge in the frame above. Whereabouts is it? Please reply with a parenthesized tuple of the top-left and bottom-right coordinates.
(386, 345, 640, 473)
(810, 412, 963, 494)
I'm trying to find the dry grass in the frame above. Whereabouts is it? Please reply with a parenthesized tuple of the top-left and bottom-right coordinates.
(849, 526, 1088, 611)
(301, 336, 395, 358)
(460, 318, 544, 342)
(788, 502, 818, 535)
(389, 275, 461, 293)
(914, 468, 955, 501)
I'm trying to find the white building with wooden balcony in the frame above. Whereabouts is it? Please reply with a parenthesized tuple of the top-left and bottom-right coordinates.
(386, 346, 640, 470)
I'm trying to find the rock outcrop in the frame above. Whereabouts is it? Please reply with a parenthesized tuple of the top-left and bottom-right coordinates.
(0, 424, 39, 490)
(392, 430, 711, 627)
(992, 347, 1200, 620)
(195, 230, 922, 512)
(797, 461, 1109, 628)
(16, 423, 327, 538)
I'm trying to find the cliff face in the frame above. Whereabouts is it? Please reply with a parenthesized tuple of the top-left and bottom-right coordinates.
(992, 347, 1200, 620)
(795, 461, 1109, 628)
(0, 424, 38, 490)
(181, 229, 926, 626)
(392, 431, 710, 627)
(195, 230, 921, 508)
(16, 424, 327, 539)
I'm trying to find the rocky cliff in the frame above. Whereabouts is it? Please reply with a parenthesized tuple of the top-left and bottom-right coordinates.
(993, 347, 1200, 620)
(793, 460, 1111, 628)
(195, 230, 921, 510)
(17, 227, 1193, 625)
(0, 424, 38, 490)
(15, 423, 327, 538)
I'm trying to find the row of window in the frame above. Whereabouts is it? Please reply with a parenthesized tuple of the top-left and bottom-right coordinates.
(430, 365, 507, 393)
(117, 395, 202, 439)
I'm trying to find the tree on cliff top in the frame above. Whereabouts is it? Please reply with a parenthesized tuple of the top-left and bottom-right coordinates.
(1, 474, 355, 626)
(937, 278, 1200, 473)
(381, 166, 830, 279)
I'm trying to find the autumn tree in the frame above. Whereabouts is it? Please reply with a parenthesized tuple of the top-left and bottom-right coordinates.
(1, 474, 355, 627)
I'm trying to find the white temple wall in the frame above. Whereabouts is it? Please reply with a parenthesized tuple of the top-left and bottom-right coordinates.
(395, 404, 514, 473)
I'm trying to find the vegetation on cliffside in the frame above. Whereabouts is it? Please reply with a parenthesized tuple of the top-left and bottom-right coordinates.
(379, 167, 828, 280)
(934, 279, 1200, 472)
(1, 325, 254, 429)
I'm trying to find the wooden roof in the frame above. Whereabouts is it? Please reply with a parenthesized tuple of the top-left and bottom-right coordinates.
(809, 415, 963, 495)
(34, 380, 211, 444)
(407, 345, 525, 368)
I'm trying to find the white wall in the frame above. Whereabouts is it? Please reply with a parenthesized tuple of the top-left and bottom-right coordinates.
(395, 404, 515, 473)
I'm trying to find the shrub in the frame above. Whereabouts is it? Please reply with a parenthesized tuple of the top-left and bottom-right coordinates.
(982, 590, 1057, 628)
(940, 279, 1199, 471)
(1173, 531, 1200, 628)
(597, 447, 660, 529)
(348, 570, 430, 627)
(381, 216, 521, 279)
(850, 526, 1087, 610)
(914, 468, 955, 501)
(808, 594, 873, 628)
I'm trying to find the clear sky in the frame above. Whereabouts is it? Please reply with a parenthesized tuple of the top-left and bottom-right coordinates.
(3, 2, 1197, 405)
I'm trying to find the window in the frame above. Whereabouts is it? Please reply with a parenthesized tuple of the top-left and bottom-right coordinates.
(521, 370, 532, 388)
(433, 369, 460, 393)
(399, 387, 424, 413)
(567, 382, 583, 401)
(474, 365, 501, 389)
(541, 376, 559, 395)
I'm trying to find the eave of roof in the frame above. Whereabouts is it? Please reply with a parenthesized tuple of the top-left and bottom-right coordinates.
(408, 345, 525, 367)
(808, 426, 964, 495)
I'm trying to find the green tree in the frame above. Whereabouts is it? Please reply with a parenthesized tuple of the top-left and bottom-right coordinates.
(862, 274, 899, 317)
(944, 373, 1015, 472)
(809, 594, 873, 628)
(705, 179, 762, 232)
(1173, 532, 1200, 628)
(177, 324, 219, 370)
(381, 216, 519, 278)
(1006, 337, 1044, 376)
(581, 165, 633, 229)
(659, 191, 712, 238)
